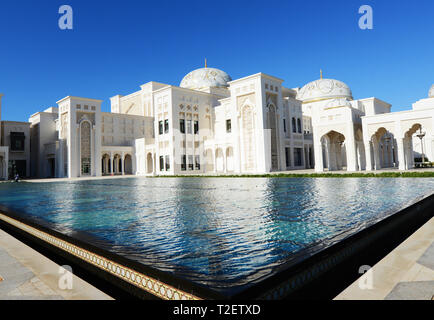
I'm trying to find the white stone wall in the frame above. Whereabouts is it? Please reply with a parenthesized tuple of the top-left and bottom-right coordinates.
(14, 73, 434, 178)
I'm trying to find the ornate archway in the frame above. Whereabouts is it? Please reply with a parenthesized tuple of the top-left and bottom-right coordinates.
(402, 123, 422, 170)
(101, 154, 110, 175)
(124, 154, 133, 174)
(146, 153, 153, 174)
(370, 127, 396, 170)
(205, 149, 213, 172)
(320, 130, 347, 171)
(215, 148, 224, 172)
(113, 154, 122, 174)
(226, 147, 234, 172)
(80, 120, 92, 176)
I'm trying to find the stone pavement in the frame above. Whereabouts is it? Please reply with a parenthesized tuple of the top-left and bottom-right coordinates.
(0, 228, 112, 300)
(335, 217, 434, 300)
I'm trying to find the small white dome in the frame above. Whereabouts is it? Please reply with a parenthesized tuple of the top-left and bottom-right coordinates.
(180, 67, 232, 90)
(429, 84, 434, 98)
(296, 78, 352, 102)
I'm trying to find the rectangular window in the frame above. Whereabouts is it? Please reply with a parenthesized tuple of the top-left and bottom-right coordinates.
(10, 132, 25, 151)
(81, 158, 91, 175)
(194, 120, 199, 134)
(294, 148, 302, 166)
(285, 148, 290, 167)
(165, 155, 170, 171)
(180, 119, 185, 134)
(164, 119, 169, 134)
(195, 155, 200, 170)
(226, 119, 231, 133)
(187, 120, 192, 134)
(181, 155, 186, 171)
(292, 118, 296, 133)
(283, 119, 287, 133)
(188, 155, 194, 170)
(159, 156, 164, 171)
(158, 121, 163, 135)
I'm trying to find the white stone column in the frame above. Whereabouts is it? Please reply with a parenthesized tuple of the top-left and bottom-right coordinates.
(94, 111, 102, 177)
(397, 138, 406, 170)
(121, 152, 125, 175)
(110, 152, 113, 174)
(364, 140, 372, 171)
(372, 139, 381, 170)
(346, 134, 358, 172)
(356, 142, 362, 171)
(224, 150, 227, 173)
(57, 140, 63, 178)
(132, 154, 136, 175)
(67, 112, 78, 178)
(91, 126, 95, 176)
(409, 138, 414, 168)
(307, 146, 311, 169)
(314, 133, 324, 172)
(328, 142, 336, 171)
(213, 148, 217, 173)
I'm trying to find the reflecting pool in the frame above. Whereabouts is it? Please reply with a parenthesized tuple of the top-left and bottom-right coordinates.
(0, 177, 432, 295)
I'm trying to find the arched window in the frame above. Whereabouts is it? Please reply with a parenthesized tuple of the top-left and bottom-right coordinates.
(80, 121, 91, 176)
(292, 117, 296, 133)
(297, 118, 302, 133)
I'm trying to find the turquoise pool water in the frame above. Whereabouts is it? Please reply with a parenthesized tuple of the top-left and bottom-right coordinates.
(0, 177, 432, 294)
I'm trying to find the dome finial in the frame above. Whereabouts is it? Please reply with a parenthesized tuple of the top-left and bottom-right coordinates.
(205, 58, 207, 68)
(320, 69, 323, 79)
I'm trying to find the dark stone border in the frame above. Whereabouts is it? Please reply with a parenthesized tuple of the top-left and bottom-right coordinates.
(0, 191, 433, 300)
(0, 204, 223, 300)
(237, 192, 434, 299)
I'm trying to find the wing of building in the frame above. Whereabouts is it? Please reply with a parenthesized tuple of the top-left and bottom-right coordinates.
(0, 69, 433, 179)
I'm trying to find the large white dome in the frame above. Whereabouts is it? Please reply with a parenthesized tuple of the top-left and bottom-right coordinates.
(180, 67, 232, 90)
(296, 78, 353, 102)
(429, 84, 434, 98)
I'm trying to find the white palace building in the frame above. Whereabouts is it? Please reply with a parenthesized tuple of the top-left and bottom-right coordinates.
(0, 65, 433, 179)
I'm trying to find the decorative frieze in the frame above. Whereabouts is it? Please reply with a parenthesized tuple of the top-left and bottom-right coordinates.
(0, 213, 201, 301)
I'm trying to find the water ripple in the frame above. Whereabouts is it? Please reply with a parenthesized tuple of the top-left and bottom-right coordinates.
(0, 177, 432, 294)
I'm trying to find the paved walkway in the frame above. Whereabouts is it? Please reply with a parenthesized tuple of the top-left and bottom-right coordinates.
(0, 228, 112, 300)
(335, 217, 434, 300)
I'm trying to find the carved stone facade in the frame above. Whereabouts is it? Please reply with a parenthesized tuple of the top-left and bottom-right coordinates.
(19, 67, 434, 178)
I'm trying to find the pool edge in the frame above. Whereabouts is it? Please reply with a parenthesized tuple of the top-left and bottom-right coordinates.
(0, 192, 433, 300)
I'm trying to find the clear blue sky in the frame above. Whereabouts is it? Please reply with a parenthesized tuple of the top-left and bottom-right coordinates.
(0, 0, 433, 121)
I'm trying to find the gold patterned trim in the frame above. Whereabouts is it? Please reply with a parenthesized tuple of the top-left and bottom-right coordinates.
(323, 105, 348, 110)
(0, 213, 201, 300)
